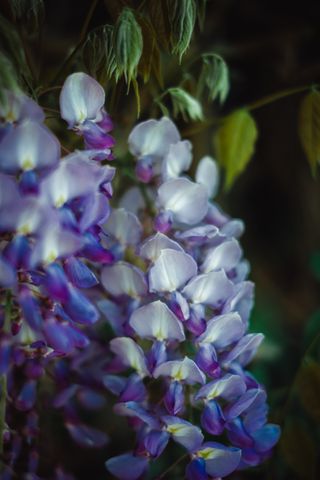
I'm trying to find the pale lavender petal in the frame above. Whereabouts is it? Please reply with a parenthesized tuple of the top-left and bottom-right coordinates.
(140, 232, 183, 262)
(113, 401, 160, 429)
(0, 256, 16, 287)
(66, 422, 108, 448)
(129, 300, 185, 341)
(224, 389, 260, 420)
(101, 262, 147, 298)
(221, 219, 245, 238)
(106, 453, 148, 480)
(0, 173, 20, 210)
(195, 156, 219, 198)
(222, 281, 254, 326)
(103, 208, 142, 246)
(223, 333, 264, 366)
(201, 239, 242, 273)
(197, 313, 245, 348)
(0, 90, 45, 124)
(196, 374, 246, 401)
(197, 442, 241, 478)
(182, 270, 234, 306)
(109, 337, 149, 377)
(175, 225, 219, 245)
(0, 120, 60, 173)
(157, 178, 208, 225)
(78, 192, 110, 231)
(128, 117, 180, 159)
(163, 416, 204, 452)
(60, 72, 105, 127)
(119, 186, 146, 215)
(149, 248, 197, 293)
(153, 357, 206, 384)
(161, 140, 192, 180)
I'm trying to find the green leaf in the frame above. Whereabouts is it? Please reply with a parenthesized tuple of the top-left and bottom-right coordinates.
(167, 0, 196, 61)
(198, 53, 229, 103)
(136, 16, 161, 85)
(280, 420, 316, 479)
(214, 109, 258, 189)
(298, 89, 320, 176)
(147, 0, 170, 51)
(196, 0, 207, 30)
(10, 0, 45, 33)
(82, 24, 116, 84)
(296, 358, 320, 422)
(0, 52, 21, 105)
(165, 87, 203, 121)
(114, 8, 143, 84)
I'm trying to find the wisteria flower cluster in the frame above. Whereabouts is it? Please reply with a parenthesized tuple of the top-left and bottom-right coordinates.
(0, 73, 280, 479)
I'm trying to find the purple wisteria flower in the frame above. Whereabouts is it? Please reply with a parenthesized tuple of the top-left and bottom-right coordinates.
(102, 117, 280, 479)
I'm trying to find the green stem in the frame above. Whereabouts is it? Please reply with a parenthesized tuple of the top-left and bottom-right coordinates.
(0, 291, 12, 469)
(157, 453, 189, 479)
(247, 85, 318, 112)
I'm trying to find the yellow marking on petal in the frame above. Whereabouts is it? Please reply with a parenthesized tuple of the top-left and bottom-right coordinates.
(166, 424, 184, 435)
(22, 157, 34, 171)
(172, 365, 185, 381)
(6, 110, 16, 123)
(197, 448, 217, 460)
(55, 195, 66, 208)
(78, 111, 86, 123)
(45, 251, 57, 264)
(18, 224, 31, 235)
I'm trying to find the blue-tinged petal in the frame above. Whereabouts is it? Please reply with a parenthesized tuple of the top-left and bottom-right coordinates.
(16, 380, 37, 411)
(18, 287, 42, 331)
(143, 430, 170, 458)
(201, 238, 242, 273)
(119, 186, 146, 215)
(0, 120, 60, 173)
(0, 256, 16, 287)
(224, 388, 260, 420)
(197, 442, 241, 478)
(195, 156, 219, 198)
(0, 173, 20, 210)
(164, 381, 184, 415)
(103, 375, 127, 395)
(182, 270, 234, 307)
(110, 337, 149, 377)
(113, 402, 161, 429)
(0, 335, 11, 375)
(251, 424, 281, 452)
(197, 312, 245, 348)
(185, 306, 206, 336)
(83, 121, 115, 149)
(97, 299, 126, 334)
(103, 208, 142, 246)
(81, 232, 114, 263)
(60, 72, 105, 127)
(78, 192, 110, 231)
(149, 248, 197, 293)
(66, 422, 108, 448)
(226, 418, 254, 448)
(62, 286, 99, 325)
(120, 374, 147, 402)
(222, 333, 264, 367)
(195, 374, 246, 401)
(162, 416, 204, 452)
(186, 458, 208, 480)
(105, 453, 149, 480)
(205, 202, 229, 228)
(128, 117, 180, 160)
(135, 156, 153, 183)
(77, 388, 106, 409)
(129, 300, 185, 342)
(64, 257, 98, 288)
(195, 344, 221, 378)
(154, 210, 173, 233)
(175, 225, 219, 246)
(101, 262, 147, 298)
(161, 140, 192, 180)
(201, 400, 225, 435)
(169, 291, 190, 321)
(242, 389, 268, 434)
(154, 357, 205, 384)
(44, 318, 74, 354)
(140, 232, 183, 262)
(157, 178, 208, 225)
(222, 281, 254, 327)
(43, 263, 70, 302)
(146, 340, 167, 372)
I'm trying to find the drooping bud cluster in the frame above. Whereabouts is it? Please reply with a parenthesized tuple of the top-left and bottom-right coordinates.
(0, 73, 115, 477)
(103, 117, 280, 479)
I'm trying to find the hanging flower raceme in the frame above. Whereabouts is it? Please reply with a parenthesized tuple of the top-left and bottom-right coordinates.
(0, 73, 115, 475)
(102, 117, 280, 479)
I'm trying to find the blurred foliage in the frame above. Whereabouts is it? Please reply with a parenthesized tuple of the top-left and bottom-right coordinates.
(1, 0, 320, 478)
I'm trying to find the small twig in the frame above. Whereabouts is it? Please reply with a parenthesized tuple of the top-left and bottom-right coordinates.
(38, 86, 62, 98)
(157, 453, 189, 479)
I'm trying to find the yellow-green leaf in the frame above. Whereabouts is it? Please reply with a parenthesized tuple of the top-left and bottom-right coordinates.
(296, 358, 320, 421)
(298, 89, 320, 176)
(214, 109, 258, 190)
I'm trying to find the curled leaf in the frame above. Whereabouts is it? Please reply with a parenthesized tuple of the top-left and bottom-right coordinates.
(214, 109, 258, 189)
(298, 89, 320, 176)
(82, 24, 116, 84)
(198, 53, 229, 104)
(167, 0, 196, 61)
(164, 87, 203, 121)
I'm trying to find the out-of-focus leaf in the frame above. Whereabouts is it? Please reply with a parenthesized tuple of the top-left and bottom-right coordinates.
(82, 24, 116, 84)
(147, 0, 170, 50)
(0, 14, 32, 84)
(136, 16, 161, 85)
(214, 109, 258, 189)
(167, 0, 196, 61)
(0, 52, 21, 105)
(298, 89, 320, 176)
(197, 53, 229, 103)
(304, 309, 320, 348)
(296, 358, 320, 421)
(196, 0, 207, 30)
(309, 250, 320, 281)
(10, 0, 45, 33)
(103, 0, 129, 21)
(280, 420, 316, 479)
(164, 87, 203, 121)
(114, 8, 143, 84)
